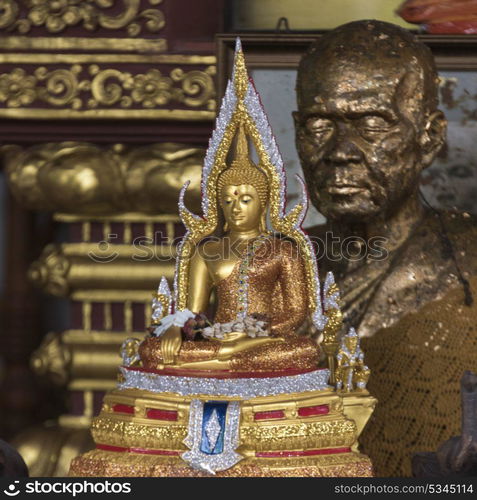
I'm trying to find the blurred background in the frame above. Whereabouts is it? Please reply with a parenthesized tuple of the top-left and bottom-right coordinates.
(0, 0, 476, 476)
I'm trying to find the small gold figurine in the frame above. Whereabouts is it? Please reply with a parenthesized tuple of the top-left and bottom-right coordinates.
(119, 338, 141, 367)
(336, 328, 370, 393)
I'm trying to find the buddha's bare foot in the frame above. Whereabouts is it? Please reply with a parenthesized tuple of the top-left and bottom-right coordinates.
(217, 334, 284, 361)
(175, 358, 231, 370)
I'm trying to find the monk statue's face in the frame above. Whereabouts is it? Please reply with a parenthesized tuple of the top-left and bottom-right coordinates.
(220, 184, 263, 232)
(294, 21, 446, 222)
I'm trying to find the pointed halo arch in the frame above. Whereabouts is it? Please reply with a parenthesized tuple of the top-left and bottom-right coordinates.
(172, 38, 325, 331)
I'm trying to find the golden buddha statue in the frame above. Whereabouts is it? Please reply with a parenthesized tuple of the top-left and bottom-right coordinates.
(69, 40, 376, 477)
(138, 122, 319, 374)
(294, 20, 477, 476)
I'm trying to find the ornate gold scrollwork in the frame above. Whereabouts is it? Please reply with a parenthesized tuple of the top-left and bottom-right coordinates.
(89, 67, 130, 108)
(35, 65, 85, 108)
(0, 0, 19, 29)
(0, 68, 36, 107)
(0, 0, 165, 36)
(0, 65, 216, 111)
(170, 66, 216, 110)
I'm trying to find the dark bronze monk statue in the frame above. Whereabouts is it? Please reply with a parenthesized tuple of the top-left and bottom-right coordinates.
(294, 20, 477, 476)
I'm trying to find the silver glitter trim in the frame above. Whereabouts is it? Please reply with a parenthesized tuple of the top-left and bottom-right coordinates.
(151, 276, 172, 322)
(201, 78, 237, 218)
(291, 174, 325, 330)
(118, 367, 331, 399)
(293, 174, 308, 229)
(120, 338, 141, 367)
(179, 180, 202, 228)
(244, 82, 286, 216)
(182, 400, 242, 474)
(324, 271, 340, 312)
(204, 409, 221, 450)
(347, 327, 358, 337)
(158, 276, 171, 300)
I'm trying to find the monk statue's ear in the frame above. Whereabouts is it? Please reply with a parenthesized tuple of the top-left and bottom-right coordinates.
(420, 110, 447, 168)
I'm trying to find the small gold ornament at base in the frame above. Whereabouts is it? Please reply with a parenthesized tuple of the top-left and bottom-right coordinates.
(336, 328, 371, 393)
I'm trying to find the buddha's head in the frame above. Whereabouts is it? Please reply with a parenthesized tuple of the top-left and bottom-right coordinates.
(294, 20, 447, 222)
(217, 125, 269, 233)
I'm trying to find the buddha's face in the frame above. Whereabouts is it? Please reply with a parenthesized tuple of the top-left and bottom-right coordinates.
(294, 23, 445, 222)
(220, 184, 263, 232)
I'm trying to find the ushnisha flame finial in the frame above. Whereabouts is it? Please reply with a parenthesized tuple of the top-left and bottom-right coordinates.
(216, 124, 269, 209)
(234, 122, 250, 163)
(232, 37, 248, 100)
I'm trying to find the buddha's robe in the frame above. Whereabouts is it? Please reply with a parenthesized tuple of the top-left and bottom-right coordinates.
(310, 211, 477, 476)
(140, 237, 319, 372)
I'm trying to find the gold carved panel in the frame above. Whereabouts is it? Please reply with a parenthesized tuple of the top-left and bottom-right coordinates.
(0, 0, 165, 37)
(0, 55, 216, 119)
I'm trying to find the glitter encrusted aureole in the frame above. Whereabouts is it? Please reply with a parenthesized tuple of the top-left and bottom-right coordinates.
(153, 37, 326, 329)
(118, 367, 331, 399)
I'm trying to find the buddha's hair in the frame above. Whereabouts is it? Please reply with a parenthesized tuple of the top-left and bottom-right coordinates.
(217, 124, 269, 207)
(217, 161, 269, 208)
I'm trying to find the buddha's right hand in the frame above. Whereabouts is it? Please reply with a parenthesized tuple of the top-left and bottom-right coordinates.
(161, 326, 182, 364)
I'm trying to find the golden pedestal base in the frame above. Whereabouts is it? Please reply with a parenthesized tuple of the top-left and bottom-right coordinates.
(69, 368, 375, 477)
(71, 450, 372, 477)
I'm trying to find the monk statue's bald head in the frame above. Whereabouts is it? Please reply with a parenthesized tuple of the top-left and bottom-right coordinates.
(297, 20, 440, 122)
(294, 20, 446, 221)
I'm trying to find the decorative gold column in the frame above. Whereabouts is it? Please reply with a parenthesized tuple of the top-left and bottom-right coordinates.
(4, 142, 206, 476)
